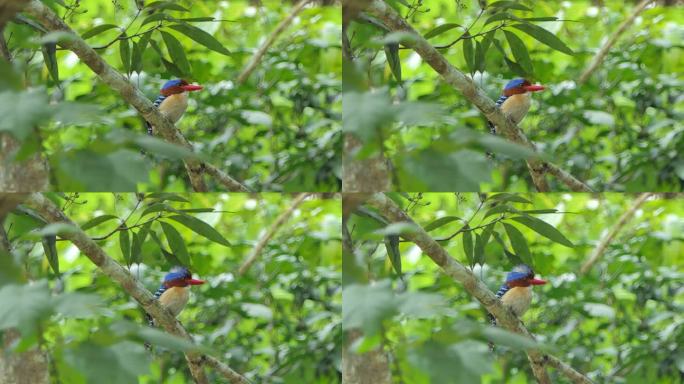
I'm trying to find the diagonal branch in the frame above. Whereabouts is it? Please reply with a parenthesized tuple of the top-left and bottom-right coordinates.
(25, 193, 250, 384)
(236, 0, 312, 85)
(364, 0, 592, 192)
(365, 193, 594, 384)
(23, 0, 250, 192)
(578, 0, 653, 84)
(580, 192, 652, 274)
(238, 192, 310, 275)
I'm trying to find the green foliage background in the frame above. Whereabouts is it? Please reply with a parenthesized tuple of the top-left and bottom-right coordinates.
(1, 193, 342, 383)
(344, 0, 683, 192)
(344, 192, 683, 383)
(2, 0, 341, 192)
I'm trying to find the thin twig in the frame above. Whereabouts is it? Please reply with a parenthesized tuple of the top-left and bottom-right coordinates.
(578, 0, 653, 84)
(238, 193, 310, 275)
(25, 193, 251, 384)
(366, 192, 595, 384)
(236, 0, 312, 85)
(580, 193, 652, 274)
(364, 0, 592, 192)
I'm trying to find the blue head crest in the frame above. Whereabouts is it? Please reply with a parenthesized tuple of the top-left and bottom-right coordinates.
(504, 78, 527, 90)
(505, 264, 534, 283)
(161, 79, 184, 91)
(163, 266, 191, 283)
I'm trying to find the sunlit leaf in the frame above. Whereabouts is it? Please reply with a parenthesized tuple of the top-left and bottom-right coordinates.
(511, 23, 574, 55)
(167, 24, 231, 56)
(160, 31, 190, 75)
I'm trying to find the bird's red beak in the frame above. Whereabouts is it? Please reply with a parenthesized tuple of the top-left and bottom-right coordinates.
(181, 84, 203, 92)
(528, 278, 547, 285)
(523, 84, 545, 92)
(185, 278, 205, 285)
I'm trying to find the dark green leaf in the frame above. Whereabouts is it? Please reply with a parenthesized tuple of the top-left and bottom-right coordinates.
(504, 56, 527, 77)
(463, 34, 474, 73)
(167, 24, 231, 56)
(510, 216, 574, 247)
(179, 17, 216, 22)
(119, 230, 131, 266)
(141, 13, 168, 26)
(503, 222, 531, 265)
(474, 40, 485, 73)
(504, 30, 533, 74)
(488, 1, 532, 11)
(41, 43, 59, 84)
(522, 17, 559, 22)
(166, 214, 231, 247)
(81, 24, 120, 39)
(475, 223, 493, 265)
(81, 214, 119, 230)
(522, 209, 559, 214)
(131, 222, 151, 265)
(42, 235, 59, 275)
(511, 23, 574, 55)
(489, 193, 532, 204)
(424, 23, 462, 39)
(424, 216, 462, 232)
(160, 31, 190, 75)
(484, 12, 511, 25)
(119, 33, 130, 74)
(160, 222, 189, 265)
(146, 1, 189, 12)
(483, 204, 511, 218)
(462, 225, 473, 266)
(384, 235, 402, 276)
(132, 31, 151, 73)
(145, 193, 190, 203)
(384, 43, 402, 82)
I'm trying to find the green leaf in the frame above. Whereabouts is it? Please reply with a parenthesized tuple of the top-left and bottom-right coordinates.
(385, 235, 402, 276)
(166, 214, 231, 247)
(0, 90, 51, 141)
(489, 193, 532, 204)
(119, 230, 131, 266)
(503, 222, 531, 265)
(131, 222, 151, 265)
(52, 149, 150, 191)
(504, 30, 533, 75)
(141, 13, 168, 26)
(484, 12, 511, 25)
(462, 226, 473, 265)
(160, 31, 191, 75)
(42, 235, 59, 275)
(64, 341, 150, 384)
(583, 110, 615, 127)
(28, 223, 79, 239)
(81, 24, 119, 39)
(42, 43, 59, 84)
(342, 281, 398, 336)
(424, 23, 462, 39)
(483, 204, 511, 218)
(398, 149, 490, 191)
(511, 23, 574, 55)
(424, 216, 462, 232)
(481, 326, 539, 349)
(475, 223, 493, 265)
(160, 222, 189, 265)
(384, 43, 402, 82)
(146, 1, 189, 12)
(463, 34, 474, 73)
(81, 214, 119, 230)
(510, 216, 574, 247)
(474, 40, 487, 73)
(119, 33, 130, 74)
(167, 24, 231, 56)
(0, 282, 52, 333)
(131, 36, 146, 74)
(145, 193, 190, 203)
(522, 17, 559, 22)
(488, 1, 532, 12)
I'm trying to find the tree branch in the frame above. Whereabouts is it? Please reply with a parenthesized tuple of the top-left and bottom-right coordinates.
(580, 192, 652, 274)
(238, 192, 310, 275)
(236, 0, 312, 85)
(23, 0, 250, 192)
(365, 192, 594, 384)
(25, 193, 250, 384)
(364, 0, 592, 192)
(578, 0, 653, 84)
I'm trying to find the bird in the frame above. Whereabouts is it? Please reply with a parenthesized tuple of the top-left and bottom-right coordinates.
(488, 264, 546, 350)
(146, 79, 203, 136)
(145, 266, 205, 349)
(488, 78, 545, 135)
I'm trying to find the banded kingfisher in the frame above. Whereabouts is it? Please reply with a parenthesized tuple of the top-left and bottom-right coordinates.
(146, 266, 205, 330)
(489, 78, 545, 135)
(146, 79, 203, 135)
(488, 264, 546, 350)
